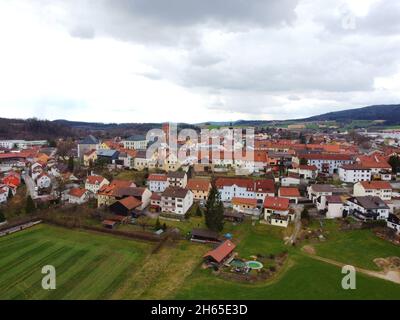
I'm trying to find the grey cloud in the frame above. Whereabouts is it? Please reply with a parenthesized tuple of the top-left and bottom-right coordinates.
(39, 0, 299, 45)
(189, 49, 224, 67)
(109, 0, 299, 27)
(69, 25, 95, 39)
(317, 1, 400, 36)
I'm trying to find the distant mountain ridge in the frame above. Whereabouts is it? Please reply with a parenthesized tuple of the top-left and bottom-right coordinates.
(0, 104, 399, 140)
(302, 104, 400, 123)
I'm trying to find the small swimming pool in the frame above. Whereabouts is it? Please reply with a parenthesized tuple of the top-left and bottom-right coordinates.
(246, 261, 264, 270)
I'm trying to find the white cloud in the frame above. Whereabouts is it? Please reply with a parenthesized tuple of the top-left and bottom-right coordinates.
(0, 0, 399, 123)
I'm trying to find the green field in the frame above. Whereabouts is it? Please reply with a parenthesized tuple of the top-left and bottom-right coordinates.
(1, 221, 400, 300)
(308, 220, 400, 270)
(174, 254, 400, 300)
(0, 225, 153, 299)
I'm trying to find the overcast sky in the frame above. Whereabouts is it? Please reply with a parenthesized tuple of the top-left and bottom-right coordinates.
(0, 0, 399, 123)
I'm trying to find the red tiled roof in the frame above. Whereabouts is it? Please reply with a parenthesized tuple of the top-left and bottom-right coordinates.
(148, 174, 167, 182)
(216, 177, 254, 190)
(150, 193, 161, 200)
(232, 197, 258, 206)
(118, 196, 142, 210)
(86, 175, 105, 185)
(326, 195, 343, 204)
(254, 179, 275, 193)
(360, 181, 392, 190)
(216, 178, 274, 193)
(263, 196, 290, 210)
(298, 165, 318, 171)
(187, 178, 211, 192)
(300, 153, 353, 161)
(341, 164, 369, 170)
(279, 187, 300, 197)
(99, 179, 136, 196)
(203, 240, 236, 263)
(68, 188, 87, 198)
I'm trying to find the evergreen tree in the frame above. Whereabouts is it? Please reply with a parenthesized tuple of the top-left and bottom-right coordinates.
(25, 195, 36, 215)
(389, 155, 400, 174)
(204, 184, 224, 232)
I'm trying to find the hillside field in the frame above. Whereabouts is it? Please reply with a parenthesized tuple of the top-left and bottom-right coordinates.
(1, 223, 400, 300)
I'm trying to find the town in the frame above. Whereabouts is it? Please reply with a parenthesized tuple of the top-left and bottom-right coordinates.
(1, 119, 400, 299)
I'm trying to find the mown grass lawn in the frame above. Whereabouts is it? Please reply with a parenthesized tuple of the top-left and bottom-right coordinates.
(0, 224, 153, 299)
(174, 253, 400, 300)
(307, 220, 400, 270)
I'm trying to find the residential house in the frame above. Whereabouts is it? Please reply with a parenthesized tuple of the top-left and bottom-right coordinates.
(263, 196, 292, 228)
(78, 135, 100, 158)
(281, 172, 301, 187)
(186, 178, 211, 201)
(122, 135, 148, 150)
(149, 193, 162, 212)
(36, 172, 51, 189)
(147, 174, 169, 192)
(232, 197, 259, 216)
(163, 152, 182, 172)
(325, 195, 346, 219)
(2, 172, 21, 188)
(83, 149, 97, 166)
(167, 171, 187, 188)
(117, 150, 136, 169)
(338, 164, 371, 183)
(134, 150, 157, 170)
(85, 175, 109, 196)
(357, 154, 392, 179)
(278, 187, 300, 204)
(307, 184, 347, 211)
(68, 188, 89, 204)
(353, 181, 392, 201)
(346, 196, 390, 221)
(97, 180, 136, 207)
(294, 153, 354, 175)
(161, 187, 193, 215)
(296, 165, 318, 179)
(31, 162, 43, 180)
(216, 178, 275, 205)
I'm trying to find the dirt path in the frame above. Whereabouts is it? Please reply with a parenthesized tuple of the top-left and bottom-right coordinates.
(285, 206, 302, 245)
(302, 248, 400, 284)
